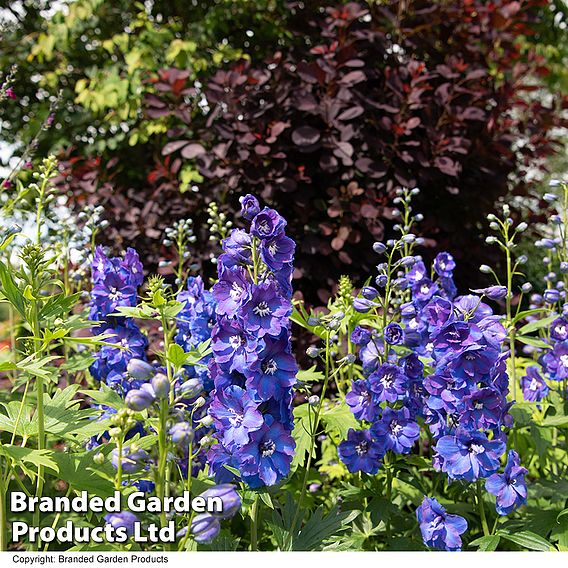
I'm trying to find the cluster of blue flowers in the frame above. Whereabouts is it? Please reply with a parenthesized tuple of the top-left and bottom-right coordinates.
(339, 232, 529, 550)
(206, 195, 297, 488)
(89, 246, 148, 394)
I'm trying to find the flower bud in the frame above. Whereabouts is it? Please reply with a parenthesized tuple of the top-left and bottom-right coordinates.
(543, 192, 558, 202)
(199, 484, 241, 519)
(521, 283, 533, 294)
(127, 359, 155, 380)
(111, 447, 149, 474)
(353, 298, 377, 313)
(179, 378, 203, 399)
(516, 222, 528, 232)
(191, 513, 220, 544)
(375, 274, 388, 288)
(199, 415, 214, 427)
(125, 384, 156, 411)
(194, 396, 206, 409)
(306, 346, 321, 358)
(561, 262, 568, 274)
(169, 422, 194, 446)
(307, 316, 320, 326)
(544, 289, 561, 304)
(151, 373, 170, 399)
(105, 511, 138, 536)
(308, 395, 320, 406)
(93, 453, 105, 465)
(479, 264, 492, 274)
(361, 286, 378, 300)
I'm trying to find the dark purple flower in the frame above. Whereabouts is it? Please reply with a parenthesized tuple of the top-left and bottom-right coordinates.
(368, 363, 408, 403)
(250, 207, 286, 239)
(361, 286, 378, 300)
(550, 317, 568, 341)
(384, 322, 403, 345)
(412, 279, 439, 302)
(416, 497, 467, 551)
(485, 450, 528, 516)
(520, 366, 549, 402)
(247, 332, 297, 401)
(346, 379, 378, 422)
(353, 297, 378, 313)
(453, 295, 493, 323)
(338, 429, 383, 474)
(213, 266, 250, 317)
(433, 252, 456, 278)
(351, 326, 371, 346)
(221, 229, 252, 267)
(423, 297, 454, 330)
(406, 260, 427, 284)
(460, 387, 505, 429)
(371, 407, 419, 455)
(260, 235, 295, 271)
(435, 429, 506, 482)
(239, 194, 260, 220)
(541, 340, 568, 381)
(209, 385, 263, 446)
(238, 281, 291, 337)
(211, 318, 260, 375)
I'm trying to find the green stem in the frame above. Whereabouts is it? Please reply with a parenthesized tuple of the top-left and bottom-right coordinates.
(157, 400, 168, 529)
(115, 436, 123, 491)
(0, 471, 6, 551)
(477, 480, 490, 537)
(250, 495, 259, 551)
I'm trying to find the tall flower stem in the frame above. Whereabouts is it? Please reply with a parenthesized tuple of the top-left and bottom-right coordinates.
(290, 330, 332, 537)
(0, 471, 6, 551)
(250, 495, 259, 551)
(476, 479, 490, 537)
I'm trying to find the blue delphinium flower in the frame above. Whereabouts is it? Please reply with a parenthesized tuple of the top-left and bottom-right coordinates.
(105, 511, 139, 536)
(345, 379, 378, 422)
(416, 496, 468, 551)
(384, 322, 403, 345)
(485, 450, 528, 516)
(371, 407, 420, 455)
(368, 363, 408, 403)
(435, 429, 506, 482)
(207, 196, 297, 487)
(338, 429, 384, 475)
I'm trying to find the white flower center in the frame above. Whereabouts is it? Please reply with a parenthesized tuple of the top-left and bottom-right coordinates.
(253, 301, 271, 317)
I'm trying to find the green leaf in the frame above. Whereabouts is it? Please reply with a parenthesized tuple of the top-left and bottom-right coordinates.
(258, 490, 274, 510)
(321, 404, 359, 440)
(0, 260, 26, 318)
(540, 415, 568, 428)
(82, 384, 127, 411)
(512, 308, 548, 325)
(0, 445, 59, 474)
(517, 336, 551, 349)
(167, 343, 188, 368)
(518, 315, 557, 336)
(290, 404, 313, 471)
(297, 366, 325, 383)
(293, 506, 359, 551)
(498, 530, 554, 551)
(469, 535, 500, 551)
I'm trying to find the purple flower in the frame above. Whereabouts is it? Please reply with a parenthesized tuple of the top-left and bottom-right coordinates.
(260, 235, 295, 271)
(520, 366, 549, 402)
(353, 297, 378, 313)
(416, 497, 467, 551)
(338, 429, 383, 474)
(111, 447, 150, 474)
(170, 422, 194, 446)
(209, 385, 263, 446)
(541, 340, 568, 381)
(127, 359, 155, 380)
(423, 297, 454, 330)
(346, 379, 378, 422)
(384, 323, 403, 345)
(247, 332, 297, 401)
(221, 229, 252, 267)
(351, 326, 371, 346)
(412, 279, 439, 302)
(406, 260, 427, 284)
(211, 318, 260, 375)
(368, 363, 408, 403)
(550, 317, 568, 341)
(213, 266, 250, 317)
(5, 87, 16, 100)
(544, 289, 561, 304)
(239, 194, 260, 220)
(105, 511, 139, 536)
(250, 207, 286, 239)
(435, 429, 506, 482)
(432, 321, 480, 354)
(459, 388, 505, 429)
(190, 513, 221, 543)
(238, 281, 291, 337)
(371, 407, 420, 455)
(485, 450, 528, 516)
(433, 252, 456, 278)
(239, 415, 295, 487)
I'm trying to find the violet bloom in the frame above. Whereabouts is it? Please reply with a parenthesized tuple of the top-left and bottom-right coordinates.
(351, 326, 371, 346)
(459, 387, 505, 430)
(412, 278, 439, 302)
(190, 513, 220, 543)
(111, 447, 149, 474)
(346, 379, 378, 422)
(250, 207, 286, 239)
(209, 385, 264, 446)
(520, 366, 549, 402)
(433, 252, 456, 278)
(239, 415, 295, 487)
(453, 294, 493, 323)
(238, 281, 291, 337)
(423, 297, 454, 330)
(239, 194, 260, 220)
(384, 322, 403, 345)
(338, 429, 383, 474)
(485, 450, 528, 516)
(406, 260, 428, 284)
(213, 266, 250, 316)
(541, 340, 568, 381)
(105, 511, 139, 536)
(471, 286, 508, 300)
(260, 235, 295, 271)
(432, 321, 480, 355)
(246, 332, 297, 401)
(368, 363, 408, 403)
(550, 317, 568, 341)
(353, 297, 378, 313)
(371, 407, 419, 455)
(211, 318, 260, 375)
(199, 484, 241, 519)
(125, 383, 156, 411)
(416, 496, 467, 551)
(435, 429, 506, 482)
(221, 229, 252, 266)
